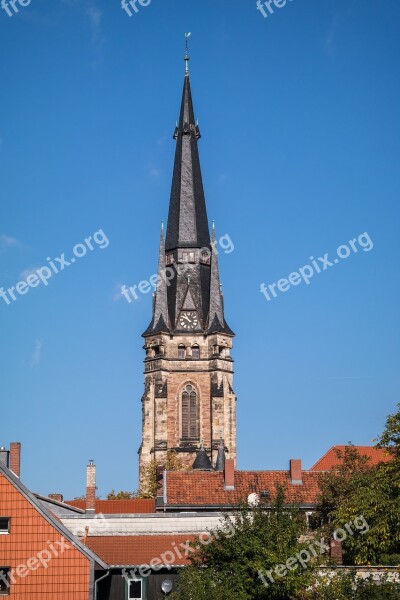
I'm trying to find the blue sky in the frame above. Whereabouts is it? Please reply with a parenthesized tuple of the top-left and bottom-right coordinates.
(0, 0, 399, 499)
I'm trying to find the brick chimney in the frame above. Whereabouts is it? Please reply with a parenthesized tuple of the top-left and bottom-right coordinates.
(290, 459, 302, 484)
(86, 461, 96, 514)
(224, 458, 235, 491)
(48, 494, 64, 503)
(10, 442, 21, 478)
(330, 539, 343, 564)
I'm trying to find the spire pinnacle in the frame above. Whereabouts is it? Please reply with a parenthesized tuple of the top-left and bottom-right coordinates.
(184, 32, 191, 76)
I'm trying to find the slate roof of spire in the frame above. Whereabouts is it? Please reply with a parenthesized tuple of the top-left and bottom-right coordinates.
(192, 446, 213, 471)
(144, 63, 234, 336)
(165, 74, 210, 252)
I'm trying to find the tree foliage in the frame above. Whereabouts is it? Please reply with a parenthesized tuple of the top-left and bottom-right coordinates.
(107, 451, 190, 500)
(313, 405, 400, 565)
(172, 486, 317, 600)
(139, 450, 190, 499)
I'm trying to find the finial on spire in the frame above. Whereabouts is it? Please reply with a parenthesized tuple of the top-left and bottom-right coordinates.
(184, 32, 191, 76)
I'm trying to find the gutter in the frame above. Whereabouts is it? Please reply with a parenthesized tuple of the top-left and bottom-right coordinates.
(94, 569, 110, 600)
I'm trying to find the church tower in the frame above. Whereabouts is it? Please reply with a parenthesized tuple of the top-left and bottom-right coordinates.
(139, 44, 236, 485)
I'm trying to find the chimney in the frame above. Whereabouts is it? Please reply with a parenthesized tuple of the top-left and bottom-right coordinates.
(329, 539, 343, 564)
(86, 461, 96, 514)
(224, 458, 235, 491)
(48, 494, 64, 503)
(290, 459, 302, 484)
(10, 443, 21, 478)
(0, 447, 10, 469)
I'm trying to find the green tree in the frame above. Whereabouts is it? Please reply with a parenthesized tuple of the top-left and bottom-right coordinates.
(139, 450, 190, 499)
(106, 490, 139, 500)
(313, 405, 400, 565)
(172, 486, 318, 600)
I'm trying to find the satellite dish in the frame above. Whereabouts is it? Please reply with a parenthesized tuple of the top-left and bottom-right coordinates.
(161, 580, 173, 595)
(247, 492, 260, 507)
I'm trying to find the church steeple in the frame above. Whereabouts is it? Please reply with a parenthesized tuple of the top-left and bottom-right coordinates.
(145, 46, 233, 335)
(139, 41, 236, 487)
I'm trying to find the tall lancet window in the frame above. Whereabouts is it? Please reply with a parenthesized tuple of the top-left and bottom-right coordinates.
(181, 384, 199, 440)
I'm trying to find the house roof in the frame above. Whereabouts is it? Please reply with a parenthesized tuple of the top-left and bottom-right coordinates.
(65, 499, 155, 514)
(85, 535, 196, 567)
(163, 470, 321, 508)
(310, 445, 392, 471)
(0, 462, 108, 570)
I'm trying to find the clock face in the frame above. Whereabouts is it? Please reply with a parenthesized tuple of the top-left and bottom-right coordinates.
(179, 311, 199, 330)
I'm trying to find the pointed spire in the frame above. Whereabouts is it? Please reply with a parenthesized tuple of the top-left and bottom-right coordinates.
(165, 50, 209, 252)
(143, 224, 170, 335)
(215, 437, 226, 471)
(208, 225, 234, 335)
(192, 442, 213, 471)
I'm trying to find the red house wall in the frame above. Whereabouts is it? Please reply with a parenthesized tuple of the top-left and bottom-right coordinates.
(0, 473, 91, 599)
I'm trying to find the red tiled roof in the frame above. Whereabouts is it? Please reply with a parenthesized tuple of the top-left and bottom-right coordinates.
(310, 446, 392, 471)
(65, 499, 155, 514)
(85, 535, 196, 566)
(165, 470, 320, 506)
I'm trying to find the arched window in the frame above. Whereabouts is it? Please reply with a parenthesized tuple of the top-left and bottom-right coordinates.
(178, 345, 186, 359)
(192, 345, 200, 360)
(181, 384, 199, 440)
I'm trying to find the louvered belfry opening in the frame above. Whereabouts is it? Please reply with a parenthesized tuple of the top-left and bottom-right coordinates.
(181, 384, 199, 440)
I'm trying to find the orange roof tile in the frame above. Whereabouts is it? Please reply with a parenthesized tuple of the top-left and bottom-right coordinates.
(310, 446, 392, 471)
(85, 535, 196, 566)
(65, 499, 155, 514)
(165, 470, 320, 506)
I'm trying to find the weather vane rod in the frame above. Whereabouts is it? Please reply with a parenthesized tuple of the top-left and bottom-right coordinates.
(185, 32, 191, 75)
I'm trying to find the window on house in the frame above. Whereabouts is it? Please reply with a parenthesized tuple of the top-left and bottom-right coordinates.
(178, 345, 186, 359)
(127, 577, 147, 600)
(0, 568, 10, 595)
(182, 384, 199, 440)
(128, 579, 142, 599)
(0, 519, 10, 535)
(192, 345, 200, 359)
